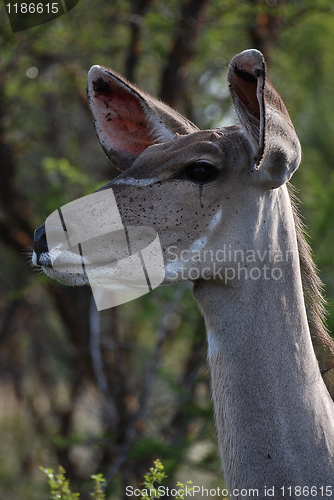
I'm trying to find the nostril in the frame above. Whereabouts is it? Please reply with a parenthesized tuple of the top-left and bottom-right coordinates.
(34, 223, 48, 256)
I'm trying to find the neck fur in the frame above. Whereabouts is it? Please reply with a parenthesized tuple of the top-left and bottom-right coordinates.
(193, 185, 334, 497)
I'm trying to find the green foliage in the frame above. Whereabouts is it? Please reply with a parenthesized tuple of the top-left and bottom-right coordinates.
(41, 461, 193, 500)
(41, 467, 81, 500)
(40, 156, 104, 212)
(90, 474, 107, 500)
(139, 459, 194, 500)
(41, 467, 106, 500)
(140, 459, 167, 500)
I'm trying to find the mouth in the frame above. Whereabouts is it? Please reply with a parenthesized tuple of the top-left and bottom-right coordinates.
(32, 210, 166, 305)
(31, 247, 89, 286)
(31, 241, 166, 291)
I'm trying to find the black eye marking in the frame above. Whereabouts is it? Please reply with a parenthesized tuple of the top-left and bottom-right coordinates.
(182, 161, 218, 184)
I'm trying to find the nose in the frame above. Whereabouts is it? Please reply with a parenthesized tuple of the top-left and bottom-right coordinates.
(33, 223, 48, 257)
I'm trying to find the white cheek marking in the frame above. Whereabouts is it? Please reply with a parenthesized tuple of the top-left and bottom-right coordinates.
(207, 329, 220, 357)
(209, 210, 222, 231)
(113, 177, 159, 186)
(190, 237, 207, 253)
(164, 260, 184, 280)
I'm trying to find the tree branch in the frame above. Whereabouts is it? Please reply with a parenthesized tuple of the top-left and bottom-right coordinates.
(159, 0, 211, 110)
(90, 296, 119, 432)
(105, 283, 190, 485)
(125, 0, 154, 82)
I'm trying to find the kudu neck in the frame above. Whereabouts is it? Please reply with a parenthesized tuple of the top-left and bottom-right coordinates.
(192, 186, 334, 494)
(194, 184, 312, 361)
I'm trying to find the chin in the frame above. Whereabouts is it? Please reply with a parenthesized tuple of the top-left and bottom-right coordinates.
(42, 266, 88, 286)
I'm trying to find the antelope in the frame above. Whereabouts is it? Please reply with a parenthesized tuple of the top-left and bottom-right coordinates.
(32, 50, 334, 498)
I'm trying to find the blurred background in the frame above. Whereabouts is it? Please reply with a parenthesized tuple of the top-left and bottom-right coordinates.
(1, 0, 334, 498)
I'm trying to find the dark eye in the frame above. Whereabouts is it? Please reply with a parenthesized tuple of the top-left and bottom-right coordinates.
(185, 161, 217, 184)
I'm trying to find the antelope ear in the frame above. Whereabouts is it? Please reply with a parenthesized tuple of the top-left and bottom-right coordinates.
(87, 66, 199, 171)
(228, 49, 301, 189)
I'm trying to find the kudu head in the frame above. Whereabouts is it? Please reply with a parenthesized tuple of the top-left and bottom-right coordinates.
(32, 50, 301, 310)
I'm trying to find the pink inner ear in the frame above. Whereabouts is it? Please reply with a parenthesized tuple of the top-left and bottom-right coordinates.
(233, 78, 260, 120)
(93, 83, 155, 156)
(229, 57, 261, 120)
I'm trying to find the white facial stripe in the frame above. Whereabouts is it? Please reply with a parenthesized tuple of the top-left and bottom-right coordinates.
(210, 210, 222, 231)
(207, 329, 220, 357)
(114, 177, 159, 186)
(190, 237, 207, 252)
(164, 260, 184, 279)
